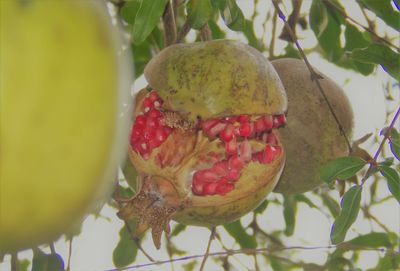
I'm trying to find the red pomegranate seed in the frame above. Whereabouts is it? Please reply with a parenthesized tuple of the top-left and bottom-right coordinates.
(254, 117, 266, 132)
(220, 124, 235, 142)
(227, 169, 241, 181)
(216, 182, 234, 195)
(224, 116, 238, 123)
(201, 119, 219, 132)
(239, 140, 252, 162)
(192, 178, 204, 195)
(193, 170, 219, 183)
(148, 108, 161, 118)
(225, 137, 238, 156)
(261, 145, 275, 164)
(143, 97, 153, 108)
(203, 182, 218, 195)
(252, 152, 263, 163)
(266, 132, 277, 145)
(148, 91, 159, 102)
(208, 122, 227, 137)
(135, 115, 146, 127)
(228, 155, 245, 170)
(263, 115, 273, 130)
(238, 115, 250, 123)
(211, 161, 230, 176)
(155, 128, 168, 143)
(146, 117, 159, 129)
(239, 122, 253, 137)
(273, 114, 286, 128)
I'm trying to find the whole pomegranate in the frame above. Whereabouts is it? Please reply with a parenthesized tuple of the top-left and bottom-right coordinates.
(271, 58, 354, 195)
(118, 40, 288, 248)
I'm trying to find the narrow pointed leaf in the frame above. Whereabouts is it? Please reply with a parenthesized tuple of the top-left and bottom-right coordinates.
(121, 0, 140, 24)
(283, 196, 297, 236)
(224, 220, 257, 249)
(320, 157, 366, 185)
(331, 185, 362, 244)
(132, 0, 168, 44)
(346, 232, 391, 248)
(379, 165, 400, 203)
(218, 0, 245, 31)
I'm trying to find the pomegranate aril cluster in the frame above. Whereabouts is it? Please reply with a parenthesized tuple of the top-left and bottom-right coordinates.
(193, 114, 285, 196)
(130, 91, 172, 160)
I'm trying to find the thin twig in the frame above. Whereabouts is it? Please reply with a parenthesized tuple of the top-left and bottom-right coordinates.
(272, 0, 353, 152)
(11, 253, 18, 271)
(162, 0, 177, 46)
(104, 245, 388, 270)
(269, 10, 278, 58)
(199, 227, 216, 271)
(176, 20, 191, 43)
(49, 242, 56, 254)
(200, 23, 212, 41)
(66, 237, 73, 271)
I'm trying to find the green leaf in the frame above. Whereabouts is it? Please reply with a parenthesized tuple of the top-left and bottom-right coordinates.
(224, 220, 257, 249)
(217, 0, 245, 31)
(170, 223, 187, 237)
(254, 199, 269, 214)
(360, 0, 400, 30)
(186, 0, 213, 29)
(320, 156, 366, 185)
(294, 194, 317, 209)
(32, 249, 64, 271)
(379, 165, 400, 204)
(330, 185, 362, 244)
(375, 252, 400, 270)
(351, 44, 400, 81)
(345, 232, 392, 248)
(121, 0, 140, 25)
(310, 0, 329, 37)
(283, 196, 297, 236)
(207, 20, 226, 40)
(18, 259, 30, 271)
(132, 0, 168, 44)
(344, 24, 374, 75)
(389, 128, 400, 160)
(112, 224, 138, 268)
(310, 0, 343, 61)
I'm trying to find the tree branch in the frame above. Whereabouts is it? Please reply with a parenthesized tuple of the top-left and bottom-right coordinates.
(199, 227, 216, 271)
(162, 0, 177, 46)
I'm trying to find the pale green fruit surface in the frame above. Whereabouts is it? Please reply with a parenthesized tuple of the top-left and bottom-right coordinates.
(272, 58, 353, 195)
(0, 0, 131, 251)
(144, 40, 287, 122)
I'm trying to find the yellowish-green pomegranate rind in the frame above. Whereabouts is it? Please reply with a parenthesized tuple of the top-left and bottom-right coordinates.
(0, 1, 119, 251)
(271, 58, 353, 195)
(173, 151, 285, 227)
(144, 40, 287, 122)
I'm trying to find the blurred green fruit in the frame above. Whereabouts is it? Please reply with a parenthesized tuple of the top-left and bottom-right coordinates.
(0, 0, 132, 252)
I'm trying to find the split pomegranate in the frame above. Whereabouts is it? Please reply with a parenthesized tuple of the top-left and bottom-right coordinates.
(118, 40, 287, 249)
